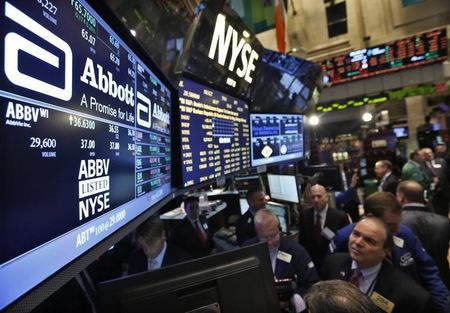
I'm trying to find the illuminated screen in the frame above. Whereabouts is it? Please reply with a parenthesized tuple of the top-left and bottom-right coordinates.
(267, 174, 299, 204)
(0, 0, 172, 310)
(250, 113, 304, 167)
(178, 78, 250, 187)
(393, 126, 409, 138)
(319, 28, 447, 85)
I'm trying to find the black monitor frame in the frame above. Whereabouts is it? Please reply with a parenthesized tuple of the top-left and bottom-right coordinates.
(99, 243, 280, 313)
(0, 0, 178, 311)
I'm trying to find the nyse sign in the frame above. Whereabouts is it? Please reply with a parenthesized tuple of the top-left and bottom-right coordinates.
(208, 13, 259, 84)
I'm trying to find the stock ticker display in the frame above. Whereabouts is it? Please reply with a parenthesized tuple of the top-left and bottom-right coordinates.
(0, 1, 172, 307)
(250, 113, 304, 167)
(319, 28, 447, 85)
(178, 78, 250, 187)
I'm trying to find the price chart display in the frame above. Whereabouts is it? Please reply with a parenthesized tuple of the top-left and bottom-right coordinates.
(250, 113, 304, 167)
(319, 28, 447, 85)
(0, 1, 171, 308)
(178, 78, 250, 187)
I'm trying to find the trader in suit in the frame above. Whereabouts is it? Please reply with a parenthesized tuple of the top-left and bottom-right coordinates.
(304, 280, 380, 313)
(236, 187, 269, 246)
(374, 160, 398, 195)
(128, 216, 192, 274)
(329, 191, 450, 313)
(323, 217, 430, 313)
(298, 184, 349, 274)
(397, 180, 450, 288)
(169, 195, 214, 258)
(244, 209, 319, 313)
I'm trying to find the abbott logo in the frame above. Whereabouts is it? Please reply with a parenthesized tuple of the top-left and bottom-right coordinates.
(4, 2, 73, 101)
(136, 91, 151, 129)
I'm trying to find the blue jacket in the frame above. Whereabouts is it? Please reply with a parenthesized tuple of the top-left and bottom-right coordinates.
(329, 223, 450, 313)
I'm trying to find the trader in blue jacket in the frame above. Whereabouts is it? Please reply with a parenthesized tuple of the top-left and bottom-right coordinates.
(328, 191, 450, 313)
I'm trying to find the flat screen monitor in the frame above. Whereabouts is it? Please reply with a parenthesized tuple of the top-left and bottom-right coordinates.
(266, 202, 289, 234)
(250, 49, 321, 113)
(99, 243, 280, 313)
(178, 77, 250, 188)
(250, 113, 304, 167)
(234, 174, 263, 196)
(393, 126, 409, 138)
(301, 165, 345, 191)
(0, 1, 173, 310)
(267, 174, 300, 204)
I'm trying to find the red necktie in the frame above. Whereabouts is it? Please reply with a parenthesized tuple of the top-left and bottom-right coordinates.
(195, 221, 207, 247)
(349, 268, 361, 287)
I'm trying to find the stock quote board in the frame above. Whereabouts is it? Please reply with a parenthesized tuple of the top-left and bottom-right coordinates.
(319, 28, 447, 85)
(0, 0, 172, 309)
(178, 78, 250, 187)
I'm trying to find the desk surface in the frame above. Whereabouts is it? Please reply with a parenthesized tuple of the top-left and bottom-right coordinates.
(160, 200, 227, 220)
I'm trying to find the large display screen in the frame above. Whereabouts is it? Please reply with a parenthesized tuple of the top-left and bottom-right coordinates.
(176, 0, 265, 99)
(319, 28, 447, 85)
(250, 113, 304, 167)
(251, 49, 321, 113)
(179, 78, 250, 187)
(0, 0, 172, 309)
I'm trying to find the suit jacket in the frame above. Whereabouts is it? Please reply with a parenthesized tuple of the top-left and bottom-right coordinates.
(127, 242, 192, 275)
(298, 207, 349, 273)
(244, 236, 319, 296)
(322, 253, 430, 313)
(235, 210, 256, 246)
(380, 173, 398, 195)
(169, 215, 214, 258)
(402, 204, 450, 288)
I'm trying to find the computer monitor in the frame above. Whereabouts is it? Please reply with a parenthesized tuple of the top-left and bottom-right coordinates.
(267, 174, 300, 204)
(250, 113, 304, 167)
(178, 77, 251, 188)
(234, 174, 263, 196)
(99, 243, 279, 313)
(301, 165, 345, 191)
(0, 0, 174, 310)
(266, 202, 289, 234)
(392, 126, 409, 139)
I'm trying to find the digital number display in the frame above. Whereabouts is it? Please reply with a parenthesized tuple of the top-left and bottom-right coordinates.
(0, 0, 171, 309)
(319, 28, 447, 85)
(250, 113, 304, 167)
(178, 78, 250, 187)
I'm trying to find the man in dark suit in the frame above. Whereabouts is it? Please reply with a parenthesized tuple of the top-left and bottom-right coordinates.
(236, 187, 268, 246)
(323, 217, 430, 313)
(245, 209, 319, 313)
(374, 160, 398, 195)
(128, 216, 191, 274)
(298, 184, 349, 273)
(169, 195, 214, 258)
(421, 147, 450, 215)
(397, 180, 450, 289)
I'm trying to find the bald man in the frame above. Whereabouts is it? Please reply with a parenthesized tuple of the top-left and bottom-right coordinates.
(298, 184, 349, 274)
(397, 180, 450, 288)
